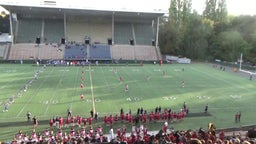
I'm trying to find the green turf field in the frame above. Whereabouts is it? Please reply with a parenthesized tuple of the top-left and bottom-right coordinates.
(0, 63, 255, 141)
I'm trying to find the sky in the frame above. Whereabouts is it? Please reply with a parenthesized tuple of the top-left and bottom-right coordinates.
(192, 0, 256, 16)
(0, 0, 255, 16)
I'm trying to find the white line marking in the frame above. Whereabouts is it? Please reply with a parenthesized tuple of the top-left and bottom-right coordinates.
(89, 65, 96, 114)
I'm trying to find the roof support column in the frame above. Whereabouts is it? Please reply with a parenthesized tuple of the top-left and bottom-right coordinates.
(155, 17, 159, 48)
(9, 11, 14, 44)
(112, 12, 114, 44)
(63, 13, 67, 42)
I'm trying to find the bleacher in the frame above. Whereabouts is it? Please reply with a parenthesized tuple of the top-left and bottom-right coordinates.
(38, 44, 65, 60)
(89, 44, 111, 60)
(134, 45, 158, 61)
(16, 19, 42, 43)
(66, 16, 111, 43)
(4, 12, 160, 61)
(134, 23, 154, 45)
(64, 44, 87, 59)
(111, 45, 135, 60)
(44, 19, 64, 43)
(114, 23, 133, 44)
(8, 43, 38, 60)
(0, 44, 6, 58)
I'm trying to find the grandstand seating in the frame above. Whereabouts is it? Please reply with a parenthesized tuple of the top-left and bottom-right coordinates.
(134, 45, 158, 61)
(114, 23, 133, 44)
(38, 44, 65, 60)
(66, 16, 111, 43)
(7, 43, 158, 61)
(89, 44, 111, 60)
(8, 16, 159, 61)
(8, 44, 38, 60)
(64, 44, 87, 59)
(8, 43, 64, 60)
(111, 45, 135, 60)
(16, 19, 42, 43)
(0, 44, 6, 58)
(44, 19, 64, 43)
(134, 23, 154, 45)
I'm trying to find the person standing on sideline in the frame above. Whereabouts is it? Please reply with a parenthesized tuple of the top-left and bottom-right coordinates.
(94, 112, 98, 121)
(235, 112, 239, 122)
(33, 116, 38, 130)
(67, 108, 72, 117)
(204, 104, 208, 113)
(238, 111, 241, 122)
(27, 111, 31, 121)
(90, 109, 94, 118)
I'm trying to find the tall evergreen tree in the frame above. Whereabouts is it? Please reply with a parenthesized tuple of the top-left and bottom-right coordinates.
(216, 0, 228, 23)
(203, 0, 227, 23)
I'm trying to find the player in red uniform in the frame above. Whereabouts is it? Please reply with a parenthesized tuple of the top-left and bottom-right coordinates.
(159, 60, 163, 66)
(109, 115, 113, 125)
(59, 116, 63, 128)
(80, 83, 84, 89)
(114, 114, 119, 122)
(65, 117, 69, 128)
(80, 94, 85, 101)
(83, 117, 87, 127)
(89, 117, 93, 125)
(49, 118, 53, 130)
(119, 76, 123, 82)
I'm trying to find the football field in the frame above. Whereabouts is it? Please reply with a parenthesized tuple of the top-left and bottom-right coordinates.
(0, 63, 256, 141)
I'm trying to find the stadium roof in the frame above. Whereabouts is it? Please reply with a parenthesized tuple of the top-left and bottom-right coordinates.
(0, 0, 165, 19)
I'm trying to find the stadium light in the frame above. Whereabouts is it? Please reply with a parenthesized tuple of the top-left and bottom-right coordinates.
(0, 11, 6, 18)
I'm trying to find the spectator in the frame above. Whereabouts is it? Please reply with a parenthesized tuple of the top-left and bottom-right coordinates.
(204, 104, 208, 113)
(27, 111, 31, 121)
(67, 108, 72, 117)
(94, 112, 98, 121)
(33, 116, 38, 130)
(90, 109, 94, 118)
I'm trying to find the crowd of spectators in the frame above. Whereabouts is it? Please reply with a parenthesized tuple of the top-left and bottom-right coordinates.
(8, 104, 256, 144)
(10, 120, 256, 144)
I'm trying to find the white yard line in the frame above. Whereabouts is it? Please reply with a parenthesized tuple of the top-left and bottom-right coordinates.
(89, 65, 96, 114)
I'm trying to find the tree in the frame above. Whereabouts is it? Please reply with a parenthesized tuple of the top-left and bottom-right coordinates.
(203, 0, 217, 21)
(203, 0, 227, 23)
(182, 13, 214, 59)
(214, 31, 250, 61)
(158, 0, 256, 63)
(159, 0, 192, 56)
